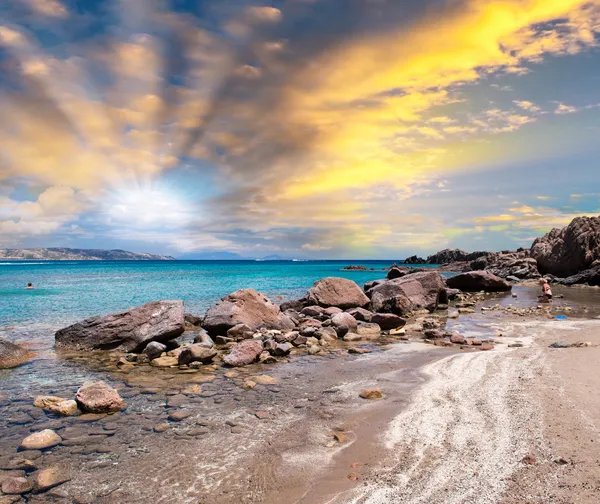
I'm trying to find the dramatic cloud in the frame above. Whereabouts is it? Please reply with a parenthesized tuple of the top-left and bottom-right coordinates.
(0, 0, 599, 257)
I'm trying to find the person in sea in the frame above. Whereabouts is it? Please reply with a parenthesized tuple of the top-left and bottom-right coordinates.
(26, 283, 33, 290)
(539, 278, 552, 302)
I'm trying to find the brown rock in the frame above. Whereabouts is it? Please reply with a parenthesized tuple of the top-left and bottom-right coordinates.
(306, 277, 370, 309)
(177, 344, 217, 365)
(0, 338, 35, 369)
(33, 396, 77, 416)
(55, 300, 185, 352)
(20, 430, 62, 450)
(450, 333, 466, 345)
(446, 271, 512, 292)
(202, 289, 294, 336)
(223, 339, 264, 367)
(150, 356, 178, 367)
(359, 389, 383, 400)
(31, 464, 70, 493)
(1, 476, 32, 495)
(522, 454, 537, 465)
(370, 313, 406, 330)
(75, 381, 124, 413)
(480, 344, 494, 351)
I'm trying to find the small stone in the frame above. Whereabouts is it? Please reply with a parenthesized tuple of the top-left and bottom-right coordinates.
(187, 427, 209, 437)
(252, 375, 278, 385)
(33, 396, 78, 417)
(549, 342, 570, 349)
(76, 381, 124, 414)
(308, 345, 321, 355)
(150, 356, 179, 367)
(522, 454, 536, 465)
(20, 430, 62, 450)
(450, 334, 466, 345)
(1, 476, 32, 495)
(243, 380, 257, 389)
(359, 389, 383, 400)
(509, 343, 524, 348)
(347, 472, 358, 481)
(31, 464, 71, 493)
(271, 343, 292, 357)
(166, 394, 187, 408)
(143, 341, 167, 360)
(168, 410, 192, 422)
(153, 423, 170, 433)
(253, 410, 269, 419)
(480, 344, 494, 351)
(333, 432, 347, 443)
(343, 333, 362, 342)
(224, 371, 238, 378)
(348, 348, 372, 355)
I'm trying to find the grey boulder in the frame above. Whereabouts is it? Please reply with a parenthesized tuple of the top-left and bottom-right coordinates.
(55, 300, 185, 352)
(306, 277, 370, 309)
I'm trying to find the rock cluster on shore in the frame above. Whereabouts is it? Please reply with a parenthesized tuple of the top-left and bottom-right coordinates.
(411, 215, 600, 286)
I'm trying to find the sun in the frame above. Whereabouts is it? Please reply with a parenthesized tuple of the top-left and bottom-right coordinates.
(106, 184, 189, 228)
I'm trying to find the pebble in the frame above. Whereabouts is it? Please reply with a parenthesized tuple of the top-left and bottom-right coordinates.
(153, 423, 170, 433)
(168, 410, 192, 422)
(252, 375, 278, 385)
(1, 476, 33, 495)
(20, 430, 62, 450)
(348, 348, 372, 355)
(359, 389, 383, 400)
(31, 464, 71, 492)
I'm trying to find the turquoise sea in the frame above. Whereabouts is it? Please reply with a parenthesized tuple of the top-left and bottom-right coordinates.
(0, 260, 435, 330)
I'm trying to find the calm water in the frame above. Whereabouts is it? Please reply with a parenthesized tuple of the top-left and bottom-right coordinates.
(0, 260, 428, 330)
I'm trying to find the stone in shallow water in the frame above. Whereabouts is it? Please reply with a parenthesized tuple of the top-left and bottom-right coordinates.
(359, 389, 383, 400)
(33, 396, 78, 416)
(1, 476, 33, 495)
(150, 356, 178, 367)
(20, 430, 62, 450)
(153, 423, 170, 433)
(168, 410, 192, 422)
(31, 464, 71, 493)
(76, 381, 124, 414)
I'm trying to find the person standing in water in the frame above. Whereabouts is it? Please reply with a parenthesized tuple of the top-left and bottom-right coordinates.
(539, 278, 552, 302)
(26, 283, 33, 290)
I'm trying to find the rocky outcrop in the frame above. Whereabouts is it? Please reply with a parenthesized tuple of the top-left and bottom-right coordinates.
(202, 289, 295, 336)
(403, 255, 426, 265)
(531, 216, 600, 277)
(0, 338, 35, 369)
(306, 277, 370, 309)
(75, 381, 124, 413)
(223, 339, 264, 367)
(55, 301, 185, 352)
(471, 250, 539, 279)
(446, 271, 512, 292)
(559, 264, 600, 286)
(367, 271, 447, 315)
(426, 249, 487, 264)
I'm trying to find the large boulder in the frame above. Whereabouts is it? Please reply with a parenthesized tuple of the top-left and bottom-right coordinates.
(202, 289, 294, 336)
(368, 271, 447, 315)
(223, 339, 264, 367)
(55, 301, 185, 352)
(0, 338, 35, 369)
(446, 271, 511, 292)
(560, 264, 600, 286)
(75, 381, 124, 413)
(531, 216, 600, 277)
(306, 277, 370, 309)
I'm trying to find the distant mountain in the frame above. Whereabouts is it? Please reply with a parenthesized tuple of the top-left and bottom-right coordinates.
(260, 255, 284, 261)
(176, 251, 248, 260)
(0, 248, 175, 261)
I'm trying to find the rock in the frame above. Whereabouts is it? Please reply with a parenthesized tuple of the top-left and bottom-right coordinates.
(450, 333, 466, 344)
(1, 476, 32, 495)
(150, 356, 178, 367)
(33, 396, 77, 416)
(560, 265, 600, 287)
(301, 306, 327, 317)
(177, 344, 217, 365)
(203, 289, 294, 336)
(31, 464, 70, 493)
(75, 381, 124, 414)
(348, 348, 372, 354)
(359, 389, 383, 400)
(331, 312, 358, 332)
(154, 423, 170, 433)
(531, 216, 600, 277)
(271, 343, 292, 357)
(184, 313, 203, 327)
(550, 342, 570, 349)
(480, 344, 494, 351)
(356, 323, 381, 337)
(215, 336, 234, 345)
(403, 255, 426, 264)
(370, 313, 406, 330)
(346, 307, 373, 322)
(274, 331, 298, 344)
(308, 345, 321, 355)
(193, 330, 214, 347)
(0, 338, 35, 369)
(427, 249, 488, 264)
(334, 325, 349, 338)
(227, 324, 255, 341)
(305, 277, 370, 309)
(20, 430, 62, 450)
(168, 410, 192, 421)
(324, 307, 343, 316)
(369, 271, 448, 315)
(343, 333, 362, 342)
(252, 375, 278, 385)
(55, 300, 185, 352)
(446, 271, 512, 292)
(143, 341, 167, 360)
(136, 353, 151, 364)
(223, 339, 264, 367)
(522, 454, 536, 465)
(292, 335, 308, 346)
(279, 299, 307, 312)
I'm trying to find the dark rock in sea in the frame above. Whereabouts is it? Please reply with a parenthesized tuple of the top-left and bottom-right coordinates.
(345, 307, 373, 322)
(363, 279, 385, 295)
(0, 338, 35, 369)
(202, 289, 295, 336)
(403, 255, 426, 265)
(342, 265, 374, 271)
(177, 344, 217, 365)
(143, 341, 166, 360)
(223, 339, 264, 367)
(427, 248, 488, 264)
(305, 277, 370, 309)
(55, 300, 185, 352)
(559, 264, 600, 286)
(531, 215, 600, 277)
(368, 271, 448, 315)
(75, 381, 124, 414)
(184, 313, 203, 327)
(446, 271, 512, 292)
(370, 313, 406, 330)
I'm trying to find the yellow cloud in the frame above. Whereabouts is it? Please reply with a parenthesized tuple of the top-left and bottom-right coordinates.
(24, 0, 68, 18)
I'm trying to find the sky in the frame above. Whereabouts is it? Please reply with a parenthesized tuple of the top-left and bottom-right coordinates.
(0, 0, 599, 259)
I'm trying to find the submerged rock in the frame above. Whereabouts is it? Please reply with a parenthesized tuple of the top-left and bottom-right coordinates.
(33, 396, 77, 416)
(223, 339, 264, 367)
(203, 289, 294, 336)
(55, 300, 185, 352)
(143, 341, 167, 360)
(446, 271, 511, 292)
(306, 277, 370, 309)
(0, 338, 35, 369)
(20, 430, 62, 451)
(31, 464, 71, 493)
(1, 476, 32, 495)
(177, 344, 217, 365)
(75, 381, 124, 414)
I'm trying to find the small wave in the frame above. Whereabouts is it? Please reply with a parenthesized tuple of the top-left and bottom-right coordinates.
(0, 262, 52, 266)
